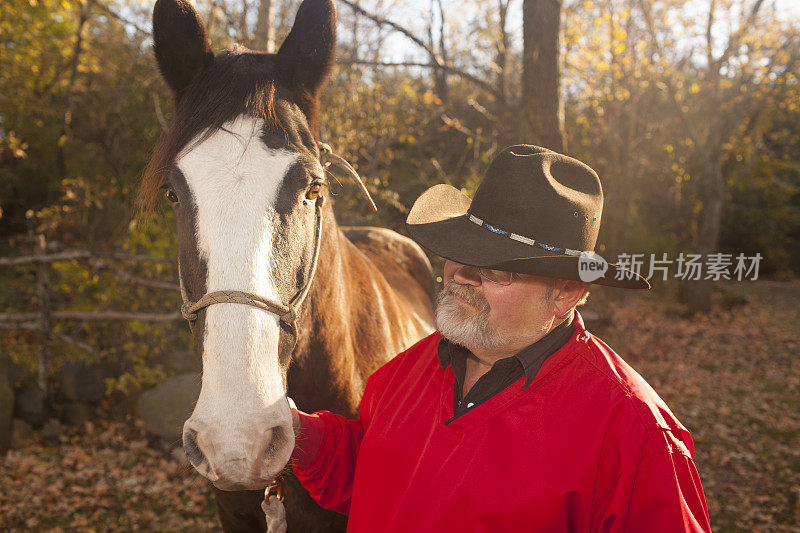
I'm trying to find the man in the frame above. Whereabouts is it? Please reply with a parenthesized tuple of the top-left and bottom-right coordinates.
(287, 145, 711, 531)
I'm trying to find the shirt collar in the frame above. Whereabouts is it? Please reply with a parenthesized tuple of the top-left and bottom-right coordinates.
(437, 310, 577, 386)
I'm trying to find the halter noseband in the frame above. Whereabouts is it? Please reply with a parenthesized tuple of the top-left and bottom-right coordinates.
(178, 142, 377, 352)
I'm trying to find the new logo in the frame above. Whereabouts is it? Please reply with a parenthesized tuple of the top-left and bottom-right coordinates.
(578, 251, 608, 282)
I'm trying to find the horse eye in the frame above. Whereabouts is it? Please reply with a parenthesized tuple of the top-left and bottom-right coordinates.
(305, 184, 321, 201)
(165, 187, 179, 203)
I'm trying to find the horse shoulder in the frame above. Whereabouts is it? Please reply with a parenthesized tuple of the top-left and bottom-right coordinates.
(342, 225, 437, 308)
(338, 226, 436, 349)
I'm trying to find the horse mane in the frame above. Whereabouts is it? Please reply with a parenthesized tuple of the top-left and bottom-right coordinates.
(139, 51, 281, 211)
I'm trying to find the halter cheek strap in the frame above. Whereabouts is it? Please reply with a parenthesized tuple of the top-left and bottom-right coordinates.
(180, 194, 324, 348)
(178, 143, 375, 353)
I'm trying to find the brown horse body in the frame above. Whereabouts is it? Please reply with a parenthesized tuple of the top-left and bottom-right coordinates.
(290, 226, 436, 417)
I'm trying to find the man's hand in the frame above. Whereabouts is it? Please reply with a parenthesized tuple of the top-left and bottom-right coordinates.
(291, 407, 300, 435)
(286, 399, 325, 467)
(287, 397, 301, 435)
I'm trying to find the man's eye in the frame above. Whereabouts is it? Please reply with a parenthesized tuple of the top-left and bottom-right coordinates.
(306, 184, 321, 201)
(165, 187, 179, 203)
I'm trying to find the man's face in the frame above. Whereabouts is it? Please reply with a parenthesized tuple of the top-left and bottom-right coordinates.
(436, 260, 558, 356)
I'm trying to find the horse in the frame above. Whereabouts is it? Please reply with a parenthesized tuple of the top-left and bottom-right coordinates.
(140, 0, 436, 530)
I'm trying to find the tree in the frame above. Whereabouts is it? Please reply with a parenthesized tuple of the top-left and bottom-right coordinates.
(522, 0, 566, 150)
(252, 0, 277, 52)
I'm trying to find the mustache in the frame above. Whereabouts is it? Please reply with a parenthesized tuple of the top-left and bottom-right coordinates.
(439, 281, 489, 310)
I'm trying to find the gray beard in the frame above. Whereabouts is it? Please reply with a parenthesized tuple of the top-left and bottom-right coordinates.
(435, 281, 526, 353)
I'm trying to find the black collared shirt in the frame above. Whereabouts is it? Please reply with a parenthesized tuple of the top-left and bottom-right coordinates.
(437, 311, 577, 424)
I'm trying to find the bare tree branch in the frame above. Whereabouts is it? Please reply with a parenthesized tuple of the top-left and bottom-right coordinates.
(0, 322, 99, 354)
(339, 0, 437, 60)
(87, 257, 180, 291)
(90, 0, 150, 36)
(54, 330, 99, 354)
(468, 97, 500, 125)
(436, 0, 447, 65)
(339, 60, 502, 100)
(706, 0, 716, 68)
(57, 2, 90, 181)
(338, 0, 509, 103)
(638, 0, 705, 149)
(496, 0, 511, 101)
(153, 93, 169, 133)
(441, 114, 476, 138)
(713, 0, 766, 71)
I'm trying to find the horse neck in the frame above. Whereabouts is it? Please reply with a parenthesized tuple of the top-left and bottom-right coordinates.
(289, 208, 403, 416)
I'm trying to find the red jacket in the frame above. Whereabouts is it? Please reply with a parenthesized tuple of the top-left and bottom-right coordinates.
(293, 312, 711, 532)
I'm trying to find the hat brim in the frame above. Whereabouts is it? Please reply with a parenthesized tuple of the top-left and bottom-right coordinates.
(406, 184, 650, 289)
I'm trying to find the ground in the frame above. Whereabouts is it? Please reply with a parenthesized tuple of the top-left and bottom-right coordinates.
(0, 419, 220, 531)
(592, 280, 800, 532)
(1, 281, 798, 531)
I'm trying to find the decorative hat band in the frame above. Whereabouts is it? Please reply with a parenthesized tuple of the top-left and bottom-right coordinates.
(466, 212, 583, 257)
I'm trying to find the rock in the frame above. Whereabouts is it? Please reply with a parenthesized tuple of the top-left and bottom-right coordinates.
(116, 389, 143, 417)
(161, 350, 201, 374)
(11, 418, 33, 447)
(0, 370, 13, 453)
(58, 360, 112, 403)
(41, 418, 60, 442)
(14, 386, 45, 427)
(62, 402, 92, 426)
(0, 355, 22, 387)
(137, 372, 201, 442)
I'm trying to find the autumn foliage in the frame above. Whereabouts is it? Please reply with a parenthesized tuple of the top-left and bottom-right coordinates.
(0, 0, 798, 529)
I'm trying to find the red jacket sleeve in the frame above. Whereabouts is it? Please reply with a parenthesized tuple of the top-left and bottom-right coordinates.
(291, 360, 390, 515)
(597, 451, 712, 532)
(291, 409, 364, 514)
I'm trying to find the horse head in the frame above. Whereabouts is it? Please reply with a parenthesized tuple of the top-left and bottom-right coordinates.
(142, 0, 337, 491)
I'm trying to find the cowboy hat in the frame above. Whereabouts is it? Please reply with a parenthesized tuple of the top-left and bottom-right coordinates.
(405, 145, 650, 289)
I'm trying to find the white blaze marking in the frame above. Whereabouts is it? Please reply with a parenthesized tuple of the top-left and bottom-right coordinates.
(177, 115, 295, 435)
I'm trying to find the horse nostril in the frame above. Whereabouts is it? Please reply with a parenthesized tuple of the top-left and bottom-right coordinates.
(265, 426, 280, 454)
(183, 427, 205, 469)
(255, 424, 293, 478)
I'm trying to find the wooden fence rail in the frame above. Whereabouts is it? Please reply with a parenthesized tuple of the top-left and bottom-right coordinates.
(0, 237, 180, 397)
(0, 311, 182, 322)
(0, 250, 177, 266)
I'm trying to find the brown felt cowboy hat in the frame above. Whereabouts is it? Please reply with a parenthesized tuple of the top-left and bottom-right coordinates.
(406, 145, 650, 289)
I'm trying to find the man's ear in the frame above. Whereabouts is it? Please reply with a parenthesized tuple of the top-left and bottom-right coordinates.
(275, 0, 336, 126)
(552, 280, 588, 318)
(152, 0, 214, 100)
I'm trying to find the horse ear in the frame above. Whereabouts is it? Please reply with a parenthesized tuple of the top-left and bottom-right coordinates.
(152, 0, 214, 99)
(275, 0, 336, 101)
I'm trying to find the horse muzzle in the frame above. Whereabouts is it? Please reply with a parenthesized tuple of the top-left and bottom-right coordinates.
(182, 418, 295, 490)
